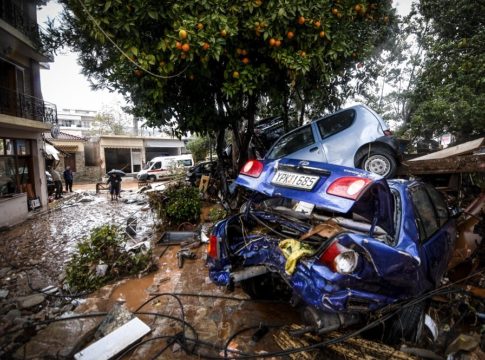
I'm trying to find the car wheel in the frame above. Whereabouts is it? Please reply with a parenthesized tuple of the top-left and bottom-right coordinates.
(148, 175, 156, 182)
(382, 301, 427, 345)
(360, 147, 397, 178)
(240, 273, 292, 301)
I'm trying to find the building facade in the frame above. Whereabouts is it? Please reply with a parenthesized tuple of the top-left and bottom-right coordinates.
(0, 0, 57, 228)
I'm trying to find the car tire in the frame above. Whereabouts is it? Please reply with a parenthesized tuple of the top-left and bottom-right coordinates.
(382, 301, 427, 345)
(240, 273, 292, 301)
(359, 147, 397, 178)
(148, 175, 156, 182)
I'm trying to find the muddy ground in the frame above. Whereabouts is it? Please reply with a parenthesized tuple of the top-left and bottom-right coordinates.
(0, 178, 483, 359)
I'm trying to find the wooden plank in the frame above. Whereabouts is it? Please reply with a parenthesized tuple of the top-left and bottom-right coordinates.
(405, 154, 485, 174)
(408, 137, 484, 162)
(74, 317, 151, 360)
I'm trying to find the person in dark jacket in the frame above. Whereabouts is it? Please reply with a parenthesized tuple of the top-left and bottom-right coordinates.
(63, 166, 74, 192)
(106, 173, 122, 200)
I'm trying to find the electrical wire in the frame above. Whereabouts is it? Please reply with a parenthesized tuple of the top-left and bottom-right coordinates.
(76, 0, 189, 79)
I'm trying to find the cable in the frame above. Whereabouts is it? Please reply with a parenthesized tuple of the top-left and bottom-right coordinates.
(76, 0, 189, 79)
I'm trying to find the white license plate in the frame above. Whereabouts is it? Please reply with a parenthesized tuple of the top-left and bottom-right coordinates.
(271, 170, 319, 190)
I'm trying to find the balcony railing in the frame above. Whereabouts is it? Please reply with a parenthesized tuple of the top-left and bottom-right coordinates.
(0, 86, 58, 125)
(0, 0, 42, 48)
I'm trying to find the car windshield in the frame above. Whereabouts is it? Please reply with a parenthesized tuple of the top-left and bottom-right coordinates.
(143, 161, 154, 170)
(266, 125, 315, 160)
(178, 159, 192, 166)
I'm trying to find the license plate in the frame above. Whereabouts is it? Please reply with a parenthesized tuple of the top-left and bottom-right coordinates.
(271, 170, 319, 190)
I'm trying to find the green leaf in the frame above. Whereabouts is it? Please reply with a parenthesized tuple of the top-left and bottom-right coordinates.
(148, 10, 158, 20)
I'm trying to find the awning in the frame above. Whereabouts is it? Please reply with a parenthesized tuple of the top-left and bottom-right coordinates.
(54, 145, 79, 152)
(45, 143, 59, 160)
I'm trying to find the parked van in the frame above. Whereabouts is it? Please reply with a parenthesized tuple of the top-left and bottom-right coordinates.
(137, 154, 194, 181)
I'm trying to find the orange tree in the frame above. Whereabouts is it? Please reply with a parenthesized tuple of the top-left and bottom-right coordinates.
(45, 0, 396, 173)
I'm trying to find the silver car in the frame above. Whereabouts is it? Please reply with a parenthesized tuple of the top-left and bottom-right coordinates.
(265, 104, 400, 177)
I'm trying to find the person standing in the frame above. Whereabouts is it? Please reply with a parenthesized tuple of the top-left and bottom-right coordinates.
(63, 166, 74, 192)
(48, 166, 63, 199)
(106, 173, 122, 200)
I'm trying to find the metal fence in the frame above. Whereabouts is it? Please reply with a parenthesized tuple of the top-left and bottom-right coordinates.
(0, 0, 42, 47)
(0, 86, 58, 125)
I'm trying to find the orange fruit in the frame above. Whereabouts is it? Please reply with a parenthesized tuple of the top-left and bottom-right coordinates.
(287, 31, 294, 39)
(298, 16, 305, 25)
(181, 43, 190, 52)
(202, 42, 210, 50)
(314, 20, 321, 28)
(319, 31, 325, 38)
(241, 49, 248, 56)
(196, 23, 204, 30)
(220, 29, 227, 37)
(242, 57, 250, 64)
(176, 41, 182, 50)
(331, 8, 339, 15)
(179, 29, 187, 39)
(269, 38, 276, 46)
(275, 39, 282, 47)
(232, 71, 240, 78)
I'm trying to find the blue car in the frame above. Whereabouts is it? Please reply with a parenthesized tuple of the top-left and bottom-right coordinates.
(207, 158, 456, 343)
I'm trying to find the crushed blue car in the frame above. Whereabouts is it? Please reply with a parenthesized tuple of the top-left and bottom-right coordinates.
(207, 158, 457, 343)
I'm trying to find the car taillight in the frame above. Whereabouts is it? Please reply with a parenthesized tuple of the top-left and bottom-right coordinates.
(319, 241, 359, 274)
(327, 177, 372, 200)
(240, 160, 263, 178)
(384, 129, 393, 136)
(208, 234, 219, 258)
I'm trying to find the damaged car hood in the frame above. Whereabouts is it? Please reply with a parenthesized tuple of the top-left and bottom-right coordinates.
(236, 158, 395, 236)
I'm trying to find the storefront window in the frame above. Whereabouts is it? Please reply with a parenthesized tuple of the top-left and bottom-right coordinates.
(0, 139, 34, 197)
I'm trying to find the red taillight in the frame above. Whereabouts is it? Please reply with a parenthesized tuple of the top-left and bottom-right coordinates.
(240, 160, 264, 178)
(208, 234, 219, 258)
(319, 240, 359, 274)
(384, 129, 393, 136)
(327, 177, 372, 200)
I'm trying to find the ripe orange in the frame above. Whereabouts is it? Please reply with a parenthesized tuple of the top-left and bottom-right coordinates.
(275, 39, 282, 47)
(202, 42, 210, 50)
(241, 49, 248, 56)
(299, 50, 306, 57)
(181, 43, 190, 52)
(176, 41, 182, 50)
(242, 57, 250, 64)
(179, 29, 187, 39)
(314, 20, 321, 28)
(298, 16, 305, 25)
(287, 31, 294, 39)
(319, 31, 325, 38)
(331, 8, 339, 16)
(196, 23, 204, 30)
(269, 38, 276, 47)
(355, 4, 362, 13)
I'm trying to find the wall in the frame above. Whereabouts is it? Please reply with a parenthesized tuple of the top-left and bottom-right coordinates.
(0, 193, 27, 228)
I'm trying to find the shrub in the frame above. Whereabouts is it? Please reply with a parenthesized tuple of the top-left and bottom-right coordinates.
(147, 183, 201, 227)
(65, 225, 155, 292)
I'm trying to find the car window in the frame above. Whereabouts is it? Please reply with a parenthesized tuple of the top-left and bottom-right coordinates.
(316, 109, 355, 139)
(424, 184, 449, 226)
(410, 186, 440, 241)
(267, 125, 315, 159)
(153, 162, 162, 170)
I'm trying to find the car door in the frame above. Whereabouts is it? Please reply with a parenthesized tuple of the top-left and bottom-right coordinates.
(265, 124, 326, 162)
(315, 109, 357, 167)
(409, 184, 455, 286)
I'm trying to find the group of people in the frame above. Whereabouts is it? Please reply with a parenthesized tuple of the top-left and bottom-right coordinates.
(47, 165, 74, 199)
(48, 165, 123, 201)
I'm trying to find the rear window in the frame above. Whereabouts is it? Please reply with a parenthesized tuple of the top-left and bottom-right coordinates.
(316, 109, 355, 139)
(267, 125, 315, 160)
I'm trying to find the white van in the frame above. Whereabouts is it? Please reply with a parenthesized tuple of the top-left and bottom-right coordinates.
(137, 154, 194, 181)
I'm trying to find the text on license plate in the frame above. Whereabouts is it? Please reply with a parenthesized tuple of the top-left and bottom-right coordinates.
(271, 170, 319, 190)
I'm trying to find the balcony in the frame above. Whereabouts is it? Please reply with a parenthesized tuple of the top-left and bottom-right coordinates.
(0, 0, 42, 48)
(0, 86, 58, 125)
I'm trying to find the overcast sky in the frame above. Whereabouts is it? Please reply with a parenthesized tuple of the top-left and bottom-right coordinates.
(37, 0, 413, 112)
